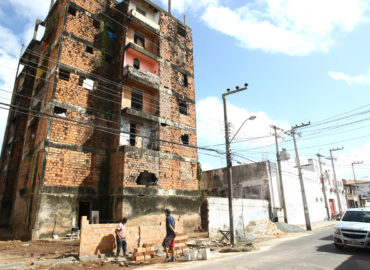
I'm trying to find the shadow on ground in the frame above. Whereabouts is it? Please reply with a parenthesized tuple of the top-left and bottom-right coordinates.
(317, 239, 370, 270)
(319, 235, 332, 241)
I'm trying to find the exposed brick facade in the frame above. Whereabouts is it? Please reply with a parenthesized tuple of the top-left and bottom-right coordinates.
(0, 0, 199, 239)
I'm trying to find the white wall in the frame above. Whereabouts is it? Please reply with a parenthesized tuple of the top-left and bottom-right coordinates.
(128, 0, 160, 25)
(206, 197, 269, 240)
(275, 158, 347, 225)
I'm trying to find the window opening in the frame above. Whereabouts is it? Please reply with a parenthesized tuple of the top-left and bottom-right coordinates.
(181, 134, 189, 145)
(136, 7, 146, 16)
(68, 6, 76, 16)
(131, 90, 143, 111)
(78, 76, 86, 86)
(107, 27, 117, 39)
(133, 58, 140, 69)
(59, 69, 70, 81)
(105, 54, 112, 63)
(85, 46, 93, 54)
(93, 19, 100, 29)
(53, 106, 67, 117)
(28, 124, 37, 142)
(179, 101, 188, 115)
(129, 123, 137, 146)
(183, 73, 188, 87)
(134, 32, 145, 47)
(177, 23, 186, 37)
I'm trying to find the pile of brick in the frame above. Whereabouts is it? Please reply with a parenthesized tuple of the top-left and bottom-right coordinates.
(132, 233, 189, 262)
(132, 243, 156, 262)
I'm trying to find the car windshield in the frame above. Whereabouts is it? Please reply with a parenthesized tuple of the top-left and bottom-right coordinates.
(342, 211, 370, 223)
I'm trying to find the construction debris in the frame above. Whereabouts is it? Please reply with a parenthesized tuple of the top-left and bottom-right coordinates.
(244, 220, 283, 238)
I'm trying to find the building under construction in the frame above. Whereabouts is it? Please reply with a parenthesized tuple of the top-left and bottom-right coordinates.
(0, 0, 199, 239)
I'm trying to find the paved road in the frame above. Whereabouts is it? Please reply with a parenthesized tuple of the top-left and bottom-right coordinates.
(143, 227, 370, 270)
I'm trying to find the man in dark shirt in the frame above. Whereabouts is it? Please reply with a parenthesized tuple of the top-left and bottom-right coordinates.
(162, 208, 176, 262)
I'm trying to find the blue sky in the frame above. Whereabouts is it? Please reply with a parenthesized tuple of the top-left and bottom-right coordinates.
(1, 0, 370, 180)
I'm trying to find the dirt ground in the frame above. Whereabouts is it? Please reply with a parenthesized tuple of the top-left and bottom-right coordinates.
(0, 238, 184, 269)
(0, 227, 208, 269)
(0, 239, 79, 265)
(33, 256, 187, 270)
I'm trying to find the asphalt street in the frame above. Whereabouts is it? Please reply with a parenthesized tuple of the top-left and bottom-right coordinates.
(143, 227, 370, 270)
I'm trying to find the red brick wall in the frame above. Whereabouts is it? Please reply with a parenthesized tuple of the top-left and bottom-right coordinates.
(118, 149, 159, 188)
(71, 0, 106, 14)
(118, 149, 198, 190)
(159, 93, 196, 128)
(159, 159, 198, 190)
(43, 148, 106, 187)
(79, 216, 184, 257)
(65, 9, 100, 44)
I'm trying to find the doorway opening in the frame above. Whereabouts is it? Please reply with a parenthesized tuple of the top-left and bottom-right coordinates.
(78, 201, 91, 228)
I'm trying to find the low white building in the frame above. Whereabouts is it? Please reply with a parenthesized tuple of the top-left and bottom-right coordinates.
(201, 155, 347, 236)
(276, 158, 347, 225)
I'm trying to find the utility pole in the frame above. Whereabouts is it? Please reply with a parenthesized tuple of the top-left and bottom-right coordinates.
(271, 125, 287, 223)
(317, 154, 330, 219)
(352, 161, 363, 207)
(291, 122, 312, 231)
(329, 147, 344, 215)
(222, 83, 249, 246)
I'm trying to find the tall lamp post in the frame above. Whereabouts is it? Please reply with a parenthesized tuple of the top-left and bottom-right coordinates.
(222, 83, 249, 246)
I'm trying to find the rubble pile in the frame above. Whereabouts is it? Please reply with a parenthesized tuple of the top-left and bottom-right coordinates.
(244, 220, 284, 238)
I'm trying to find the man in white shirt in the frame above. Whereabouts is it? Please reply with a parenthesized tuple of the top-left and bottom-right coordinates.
(115, 217, 128, 256)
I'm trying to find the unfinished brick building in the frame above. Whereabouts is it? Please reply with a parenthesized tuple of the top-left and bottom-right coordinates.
(0, 0, 199, 239)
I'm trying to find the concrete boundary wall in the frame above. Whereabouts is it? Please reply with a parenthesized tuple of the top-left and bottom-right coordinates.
(79, 216, 183, 257)
(206, 197, 269, 240)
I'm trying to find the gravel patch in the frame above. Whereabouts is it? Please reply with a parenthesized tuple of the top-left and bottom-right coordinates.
(275, 222, 306, 233)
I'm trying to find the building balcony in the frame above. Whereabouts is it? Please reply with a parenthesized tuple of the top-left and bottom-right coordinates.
(125, 42, 159, 60)
(128, 9, 160, 32)
(123, 65, 160, 90)
(122, 107, 159, 122)
(119, 117, 159, 151)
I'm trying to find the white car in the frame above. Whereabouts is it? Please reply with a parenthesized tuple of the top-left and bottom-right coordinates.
(333, 208, 370, 249)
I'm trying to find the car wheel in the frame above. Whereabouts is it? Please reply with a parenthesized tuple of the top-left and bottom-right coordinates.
(334, 244, 344, 249)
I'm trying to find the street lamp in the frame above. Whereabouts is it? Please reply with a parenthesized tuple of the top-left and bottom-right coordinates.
(230, 115, 257, 143)
(222, 83, 249, 246)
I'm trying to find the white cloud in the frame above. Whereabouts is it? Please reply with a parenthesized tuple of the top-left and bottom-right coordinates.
(329, 70, 370, 86)
(0, 25, 22, 57)
(337, 143, 370, 180)
(200, 161, 214, 171)
(197, 96, 291, 168)
(159, 0, 219, 14)
(197, 96, 290, 148)
(201, 0, 370, 56)
(2, 0, 49, 21)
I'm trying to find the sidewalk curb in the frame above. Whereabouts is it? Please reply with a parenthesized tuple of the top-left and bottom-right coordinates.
(0, 262, 27, 269)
